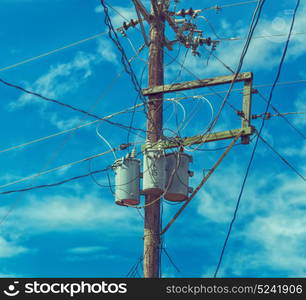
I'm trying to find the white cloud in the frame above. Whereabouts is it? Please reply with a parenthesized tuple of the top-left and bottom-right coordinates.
(96, 38, 119, 65)
(68, 246, 106, 254)
(0, 237, 28, 258)
(0, 273, 21, 278)
(2, 192, 141, 234)
(95, 5, 103, 14)
(195, 144, 306, 276)
(9, 51, 97, 110)
(196, 163, 260, 223)
(0, 190, 142, 262)
(8, 38, 118, 130)
(95, 4, 137, 28)
(245, 212, 306, 276)
(48, 113, 83, 131)
(282, 141, 306, 157)
(293, 89, 306, 127)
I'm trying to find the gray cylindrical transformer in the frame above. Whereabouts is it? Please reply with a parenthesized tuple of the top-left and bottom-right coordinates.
(164, 152, 193, 202)
(142, 149, 166, 195)
(112, 157, 140, 206)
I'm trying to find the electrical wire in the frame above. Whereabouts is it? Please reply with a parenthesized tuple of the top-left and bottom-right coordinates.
(256, 132, 306, 182)
(213, 0, 301, 278)
(181, 96, 215, 147)
(126, 37, 148, 64)
(0, 32, 107, 72)
(204, 0, 265, 134)
(197, 16, 221, 39)
(0, 104, 144, 155)
(221, 32, 306, 42)
(100, 0, 149, 122)
(163, 99, 186, 133)
(163, 78, 306, 101)
(162, 247, 181, 273)
(96, 123, 118, 160)
(0, 167, 111, 195)
(202, 0, 259, 11)
(1, 25, 304, 75)
(255, 111, 306, 119)
(1, 41, 148, 147)
(256, 92, 306, 140)
(0, 148, 122, 190)
(202, 46, 235, 74)
(126, 63, 147, 149)
(0, 77, 148, 136)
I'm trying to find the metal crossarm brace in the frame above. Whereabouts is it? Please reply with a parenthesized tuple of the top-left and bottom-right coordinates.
(142, 127, 254, 151)
(142, 72, 252, 95)
(141, 72, 254, 150)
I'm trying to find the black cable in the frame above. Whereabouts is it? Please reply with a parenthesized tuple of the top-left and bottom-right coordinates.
(0, 167, 111, 195)
(162, 246, 181, 273)
(0, 78, 148, 138)
(165, 44, 182, 67)
(206, 0, 266, 133)
(257, 132, 306, 182)
(127, 63, 148, 148)
(100, 0, 149, 119)
(257, 92, 306, 140)
(126, 255, 143, 277)
(106, 171, 115, 195)
(213, 0, 301, 278)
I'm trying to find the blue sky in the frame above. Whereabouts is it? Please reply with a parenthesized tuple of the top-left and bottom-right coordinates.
(0, 0, 306, 278)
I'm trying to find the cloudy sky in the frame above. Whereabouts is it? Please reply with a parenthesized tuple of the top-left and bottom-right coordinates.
(0, 0, 305, 278)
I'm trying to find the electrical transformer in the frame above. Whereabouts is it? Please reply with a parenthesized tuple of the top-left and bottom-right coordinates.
(112, 154, 141, 206)
(142, 149, 166, 195)
(164, 152, 193, 202)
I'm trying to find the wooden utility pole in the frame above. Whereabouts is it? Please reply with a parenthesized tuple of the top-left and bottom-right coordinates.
(143, 1, 165, 278)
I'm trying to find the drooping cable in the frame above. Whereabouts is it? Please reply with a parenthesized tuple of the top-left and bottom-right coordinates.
(213, 0, 301, 278)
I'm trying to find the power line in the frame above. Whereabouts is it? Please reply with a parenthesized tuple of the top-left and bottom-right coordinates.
(256, 92, 306, 140)
(1, 24, 303, 75)
(0, 168, 111, 195)
(0, 148, 120, 190)
(221, 32, 306, 42)
(269, 111, 306, 117)
(213, 0, 301, 278)
(252, 110, 306, 120)
(1, 93, 196, 156)
(162, 247, 181, 273)
(202, 0, 259, 11)
(0, 104, 144, 155)
(256, 132, 306, 182)
(100, 0, 148, 118)
(162, 77, 306, 102)
(0, 77, 147, 136)
(0, 32, 108, 72)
